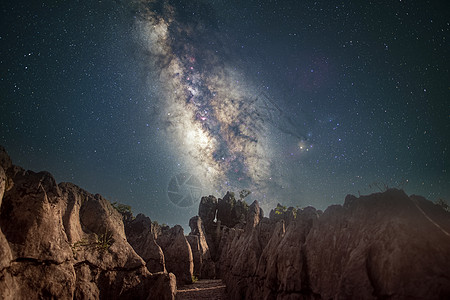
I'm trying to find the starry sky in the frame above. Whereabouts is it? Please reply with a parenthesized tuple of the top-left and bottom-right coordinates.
(1, 0, 449, 228)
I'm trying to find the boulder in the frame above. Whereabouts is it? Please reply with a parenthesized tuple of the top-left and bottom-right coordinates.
(0, 170, 76, 298)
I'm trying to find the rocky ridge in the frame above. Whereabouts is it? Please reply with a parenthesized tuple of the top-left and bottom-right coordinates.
(198, 190, 450, 299)
(1, 144, 450, 299)
(0, 146, 176, 299)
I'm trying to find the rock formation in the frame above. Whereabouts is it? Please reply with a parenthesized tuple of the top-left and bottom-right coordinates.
(2, 142, 449, 299)
(203, 189, 450, 300)
(155, 225, 194, 285)
(125, 214, 166, 273)
(0, 146, 176, 299)
(187, 216, 215, 279)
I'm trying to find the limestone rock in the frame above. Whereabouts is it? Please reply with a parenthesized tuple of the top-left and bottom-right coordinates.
(0, 145, 12, 171)
(306, 189, 450, 299)
(0, 166, 5, 211)
(0, 165, 14, 297)
(198, 195, 217, 231)
(217, 191, 249, 228)
(156, 225, 194, 285)
(1, 170, 72, 263)
(186, 235, 201, 278)
(216, 200, 264, 299)
(125, 214, 166, 273)
(0, 145, 176, 299)
(188, 216, 215, 279)
(207, 189, 450, 300)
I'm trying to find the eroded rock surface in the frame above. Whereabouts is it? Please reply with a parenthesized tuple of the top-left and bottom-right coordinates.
(206, 189, 450, 300)
(156, 225, 194, 285)
(125, 214, 166, 273)
(188, 216, 215, 279)
(0, 146, 176, 299)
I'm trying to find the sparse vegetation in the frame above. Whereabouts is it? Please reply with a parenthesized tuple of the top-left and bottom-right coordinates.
(369, 181, 389, 192)
(111, 201, 134, 221)
(71, 230, 114, 255)
(274, 204, 287, 215)
(111, 201, 132, 215)
(191, 275, 199, 283)
(95, 230, 114, 251)
(436, 198, 449, 212)
(239, 189, 251, 200)
(292, 206, 301, 218)
(273, 204, 302, 219)
(71, 238, 89, 255)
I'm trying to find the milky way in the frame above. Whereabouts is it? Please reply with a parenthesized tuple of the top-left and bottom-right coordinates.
(132, 0, 310, 203)
(1, 0, 448, 227)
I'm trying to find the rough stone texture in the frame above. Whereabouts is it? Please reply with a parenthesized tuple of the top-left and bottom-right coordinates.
(125, 214, 166, 273)
(269, 203, 296, 227)
(0, 165, 14, 299)
(185, 235, 201, 278)
(306, 189, 450, 300)
(209, 189, 450, 300)
(215, 201, 264, 299)
(188, 216, 215, 279)
(0, 167, 5, 212)
(216, 192, 248, 228)
(157, 225, 194, 285)
(198, 195, 217, 231)
(197, 195, 219, 261)
(0, 146, 12, 171)
(0, 146, 176, 300)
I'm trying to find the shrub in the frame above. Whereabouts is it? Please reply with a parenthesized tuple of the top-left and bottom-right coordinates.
(239, 189, 251, 200)
(274, 204, 287, 215)
(95, 230, 114, 252)
(436, 198, 449, 212)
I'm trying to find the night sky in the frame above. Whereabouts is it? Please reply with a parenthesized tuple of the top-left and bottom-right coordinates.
(1, 0, 449, 228)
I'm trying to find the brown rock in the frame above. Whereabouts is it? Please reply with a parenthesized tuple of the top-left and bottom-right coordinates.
(208, 189, 450, 300)
(157, 225, 194, 285)
(0, 165, 14, 298)
(125, 214, 166, 273)
(188, 216, 215, 279)
(0, 145, 12, 171)
(0, 170, 77, 298)
(1, 171, 72, 263)
(186, 235, 201, 278)
(0, 166, 5, 211)
(198, 195, 217, 231)
(0, 145, 176, 299)
(306, 189, 450, 299)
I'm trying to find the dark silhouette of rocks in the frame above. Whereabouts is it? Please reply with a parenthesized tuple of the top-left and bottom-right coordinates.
(203, 189, 450, 299)
(1, 143, 449, 299)
(198, 195, 217, 232)
(156, 225, 194, 285)
(187, 216, 215, 279)
(125, 214, 166, 273)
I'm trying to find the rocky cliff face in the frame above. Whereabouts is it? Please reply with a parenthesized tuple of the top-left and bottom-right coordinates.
(0, 146, 176, 300)
(199, 189, 450, 299)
